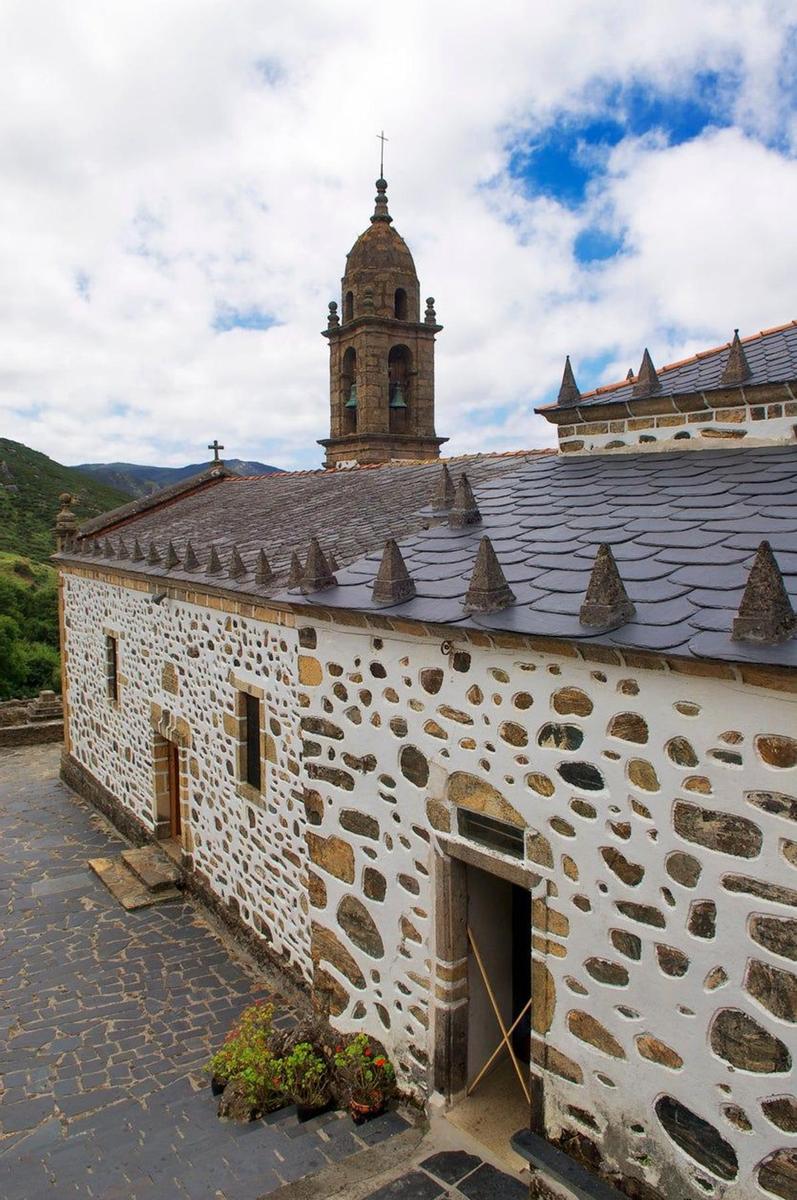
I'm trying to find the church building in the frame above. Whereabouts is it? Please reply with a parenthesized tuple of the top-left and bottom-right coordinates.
(54, 177, 797, 1200)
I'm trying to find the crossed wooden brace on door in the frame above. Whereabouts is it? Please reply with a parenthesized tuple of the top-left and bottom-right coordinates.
(466, 924, 531, 1104)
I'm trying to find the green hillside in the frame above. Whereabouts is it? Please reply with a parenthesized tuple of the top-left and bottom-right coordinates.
(0, 552, 60, 699)
(0, 438, 128, 563)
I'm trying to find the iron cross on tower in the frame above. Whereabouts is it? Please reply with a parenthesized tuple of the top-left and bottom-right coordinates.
(208, 439, 224, 462)
(377, 130, 388, 177)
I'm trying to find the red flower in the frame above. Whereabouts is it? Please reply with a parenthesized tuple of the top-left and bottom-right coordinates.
(364, 1047, 373, 1056)
(374, 1057, 386, 1067)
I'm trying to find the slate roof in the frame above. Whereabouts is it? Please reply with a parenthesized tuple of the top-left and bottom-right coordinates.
(59, 452, 545, 578)
(539, 320, 797, 411)
(274, 445, 797, 669)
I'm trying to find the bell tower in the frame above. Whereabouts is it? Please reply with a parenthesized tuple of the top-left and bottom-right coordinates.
(319, 177, 447, 468)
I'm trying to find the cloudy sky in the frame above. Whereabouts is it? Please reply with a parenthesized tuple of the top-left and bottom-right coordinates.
(2, 2, 796, 470)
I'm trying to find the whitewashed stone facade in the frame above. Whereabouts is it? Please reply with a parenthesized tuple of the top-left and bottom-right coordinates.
(60, 558, 797, 1200)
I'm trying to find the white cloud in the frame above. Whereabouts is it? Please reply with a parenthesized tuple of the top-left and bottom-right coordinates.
(0, 0, 795, 468)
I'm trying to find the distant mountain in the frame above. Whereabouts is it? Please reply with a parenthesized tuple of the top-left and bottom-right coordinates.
(0, 439, 130, 563)
(74, 458, 280, 498)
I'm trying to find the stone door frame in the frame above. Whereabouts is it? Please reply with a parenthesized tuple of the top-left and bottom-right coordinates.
(431, 835, 546, 1132)
(151, 704, 192, 841)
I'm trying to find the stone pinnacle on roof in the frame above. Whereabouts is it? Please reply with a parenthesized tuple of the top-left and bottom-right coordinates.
(301, 537, 337, 594)
(557, 356, 581, 407)
(131, 537, 144, 562)
(116, 537, 128, 559)
(103, 538, 116, 559)
(431, 463, 455, 512)
(164, 541, 180, 570)
(147, 541, 161, 566)
(626, 368, 634, 381)
(450, 473, 481, 528)
(732, 540, 795, 645)
(632, 348, 662, 398)
(288, 551, 304, 591)
(228, 545, 247, 579)
(255, 549, 273, 585)
(372, 539, 417, 607)
(328, 551, 341, 573)
(580, 544, 636, 628)
(371, 177, 392, 225)
(183, 540, 199, 571)
(721, 329, 753, 386)
(206, 545, 222, 576)
(464, 536, 516, 613)
(91, 539, 101, 556)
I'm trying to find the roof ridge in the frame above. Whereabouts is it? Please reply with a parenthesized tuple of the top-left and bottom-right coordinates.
(227, 447, 555, 482)
(573, 318, 797, 405)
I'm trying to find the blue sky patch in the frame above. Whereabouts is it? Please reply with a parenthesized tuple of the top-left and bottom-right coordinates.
(213, 307, 278, 333)
(511, 71, 735, 206)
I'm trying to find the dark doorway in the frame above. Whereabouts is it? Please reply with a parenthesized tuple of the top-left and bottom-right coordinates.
(168, 742, 181, 839)
(511, 885, 531, 1064)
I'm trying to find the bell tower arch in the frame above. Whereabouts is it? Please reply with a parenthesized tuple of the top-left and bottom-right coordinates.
(319, 177, 447, 468)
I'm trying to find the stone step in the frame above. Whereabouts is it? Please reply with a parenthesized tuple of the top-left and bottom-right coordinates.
(88, 857, 182, 910)
(121, 845, 182, 892)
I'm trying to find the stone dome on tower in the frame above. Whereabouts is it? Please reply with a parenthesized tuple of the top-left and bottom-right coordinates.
(319, 175, 446, 468)
(341, 179, 420, 323)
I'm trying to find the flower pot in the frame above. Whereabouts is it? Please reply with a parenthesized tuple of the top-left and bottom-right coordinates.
(349, 1096, 386, 1125)
(296, 1098, 335, 1123)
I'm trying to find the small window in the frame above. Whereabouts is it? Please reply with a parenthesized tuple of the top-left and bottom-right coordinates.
(243, 692, 262, 791)
(457, 808, 524, 859)
(105, 635, 119, 703)
(344, 291, 354, 322)
(394, 288, 408, 320)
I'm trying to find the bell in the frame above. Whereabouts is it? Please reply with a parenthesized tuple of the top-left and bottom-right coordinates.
(345, 382, 357, 408)
(389, 381, 407, 409)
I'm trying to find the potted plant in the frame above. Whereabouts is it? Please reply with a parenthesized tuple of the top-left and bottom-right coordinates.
(207, 1001, 286, 1119)
(277, 1042, 333, 1122)
(332, 1034, 396, 1124)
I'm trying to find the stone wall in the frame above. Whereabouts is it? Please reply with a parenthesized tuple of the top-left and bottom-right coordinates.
(0, 691, 63, 747)
(61, 570, 311, 979)
(553, 395, 797, 454)
(296, 617, 797, 1200)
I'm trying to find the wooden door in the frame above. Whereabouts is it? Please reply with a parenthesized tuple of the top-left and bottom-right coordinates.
(167, 742, 181, 838)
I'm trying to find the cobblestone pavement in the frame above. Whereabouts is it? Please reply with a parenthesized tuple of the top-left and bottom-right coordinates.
(0, 745, 411, 1200)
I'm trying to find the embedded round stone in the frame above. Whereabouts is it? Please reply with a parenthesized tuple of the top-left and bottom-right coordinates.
(526, 772, 555, 797)
(666, 851, 702, 888)
(710, 1008, 791, 1073)
(636, 1035, 683, 1070)
(552, 687, 593, 716)
(400, 745, 429, 788)
(756, 735, 797, 769)
(420, 668, 444, 695)
(567, 1011, 625, 1058)
(337, 896, 384, 959)
(627, 759, 660, 792)
(655, 1096, 738, 1181)
(666, 737, 699, 767)
(607, 712, 648, 744)
(757, 1149, 797, 1199)
(556, 761, 604, 791)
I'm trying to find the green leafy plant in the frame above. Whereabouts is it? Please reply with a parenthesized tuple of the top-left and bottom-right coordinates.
(276, 1042, 330, 1109)
(207, 1001, 284, 1115)
(332, 1034, 396, 1108)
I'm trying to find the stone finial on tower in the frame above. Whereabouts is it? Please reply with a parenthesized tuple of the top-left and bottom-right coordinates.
(288, 551, 304, 591)
(721, 329, 753, 386)
(54, 493, 78, 551)
(183, 540, 199, 571)
(301, 537, 337, 594)
(327, 301, 340, 330)
(450, 473, 481, 528)
(431, 463, 455, 512)
(371, 177, 392, 225)
(372, 539, 416, 606)
(131, 537, 144, 562)
(464, 536, 516, 613)
(632, 348, 662, 398)
(164, 541, 180, 569)
(732, 541, 795, 644)
(424, 297, 437, 325)
(557, 356, 581, 407)
(580, 544, 635, 627)
(228, 545, 247, 579)
(255, 549, 273, 585)
(206, 545, 222, 575)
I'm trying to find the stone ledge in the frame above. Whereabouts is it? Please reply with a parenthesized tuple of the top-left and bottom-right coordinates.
(0, 720, 63, 748)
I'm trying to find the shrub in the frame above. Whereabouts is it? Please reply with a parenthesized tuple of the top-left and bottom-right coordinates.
(332, 1033, 396, 1106)
(208, 1001, 284, 1115)
(276, 1042, 330, 1109)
